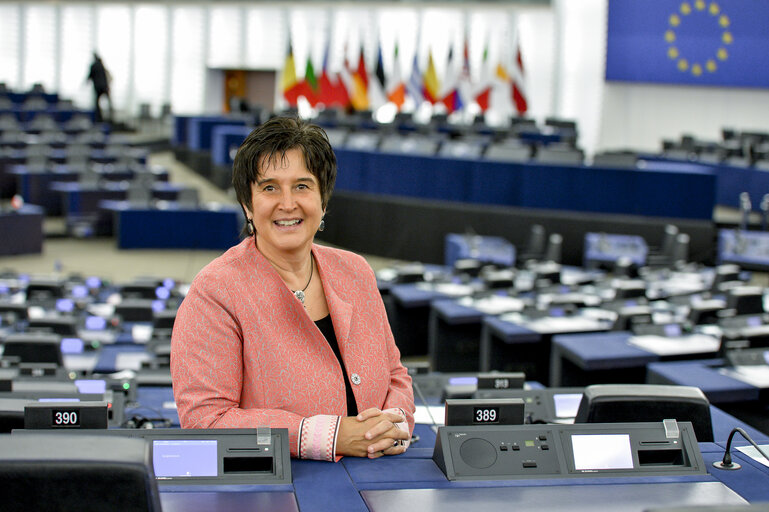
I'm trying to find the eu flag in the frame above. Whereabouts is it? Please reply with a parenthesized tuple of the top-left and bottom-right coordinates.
(606, 0, 769, 88)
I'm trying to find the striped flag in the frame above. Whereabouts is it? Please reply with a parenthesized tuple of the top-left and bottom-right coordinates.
(303, 56, 319, 106)
(474, 42, 493, 112)
(406, 53, 423, 107)
(349, 47, 370, 111)
(510, 33, 528, 114)
(369, 45, 388, 109)
(281, 42, 300, 105)
(440, 47, 464, 114)
(386, 44, 406, 109)
(423, 49, 441, 104)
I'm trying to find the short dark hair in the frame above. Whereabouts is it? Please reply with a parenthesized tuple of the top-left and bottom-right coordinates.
(232, 116, 337, 221)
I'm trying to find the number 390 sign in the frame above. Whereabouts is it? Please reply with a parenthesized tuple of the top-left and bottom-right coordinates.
(52, 410, 80, 427)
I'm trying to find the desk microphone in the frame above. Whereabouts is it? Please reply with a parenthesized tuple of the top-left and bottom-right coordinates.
(412, 378, 440, 434)
(712, 427, 769, 470)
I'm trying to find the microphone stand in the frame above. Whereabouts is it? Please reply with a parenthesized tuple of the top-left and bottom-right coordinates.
(735, 192, 752, 255)
(712, 427, 769, 470)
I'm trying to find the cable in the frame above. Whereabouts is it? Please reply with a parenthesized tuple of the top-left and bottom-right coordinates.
(412, 378, 440, 434)
(713, 427, 769, 470)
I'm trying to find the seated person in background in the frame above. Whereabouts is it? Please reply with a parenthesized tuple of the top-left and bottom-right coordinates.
(171, 117, 415, 461)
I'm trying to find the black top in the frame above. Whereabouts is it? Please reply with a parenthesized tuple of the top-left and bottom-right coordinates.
(315, 315, 358, 417)
(88, 58, 109, 93)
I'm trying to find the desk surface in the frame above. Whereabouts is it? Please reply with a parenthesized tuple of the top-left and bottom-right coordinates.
(361, 482, 746, 512)
(647, 359, 762, 404)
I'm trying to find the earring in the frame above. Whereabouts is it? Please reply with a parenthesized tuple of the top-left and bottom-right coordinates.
(318, 219, 325, 232)
(247, 219, 254, 235)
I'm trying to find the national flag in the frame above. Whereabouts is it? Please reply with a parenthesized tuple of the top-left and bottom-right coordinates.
(423, 49, 441, 104)
(318, 40, 349, 107)
(348, 47, 370, 111)
(457, 42, 474, 110)
(368, 45, 387, 109)
(440, 46, 464, 114)
(474, 43, 493, 111)
(375, 46, 386, 89)
(406, 53, 423, 106)
(281, 42, 300, 105)
(510, 33, 528, 114)
(303, 56, 320, 106)
(386, 44, 406, 108)
(490, 58, 514, 118)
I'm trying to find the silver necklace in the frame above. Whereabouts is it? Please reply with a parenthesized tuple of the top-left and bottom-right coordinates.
(292, 258, 313, 305)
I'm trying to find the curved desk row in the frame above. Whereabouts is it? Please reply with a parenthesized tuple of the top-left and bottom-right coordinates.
(333, 149, 716, 220)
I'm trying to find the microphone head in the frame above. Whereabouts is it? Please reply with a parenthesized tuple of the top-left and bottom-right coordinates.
(712, 460, 741, 470)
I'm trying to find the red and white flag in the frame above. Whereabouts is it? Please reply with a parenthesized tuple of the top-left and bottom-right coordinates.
(473, 42, 493, 112)
(509, 32, 528, 114)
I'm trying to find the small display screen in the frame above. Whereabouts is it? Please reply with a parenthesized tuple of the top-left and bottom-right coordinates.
(55, 298, 74, 313)
(571, 434, 634, 470)
(85, 315, 107, 331)
(472, 406, 500, 424)
(448, 376, 477, 386)
(664, 324, 682, 337)
(153, 440, 218, 478)
(60, 337, 84, 354)
(51, 409, 80, 427)
(553, 393, 583, 418)
(74, 379, 106, 394)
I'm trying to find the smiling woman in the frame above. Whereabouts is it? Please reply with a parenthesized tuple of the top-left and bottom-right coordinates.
(170, 117, 415, 462)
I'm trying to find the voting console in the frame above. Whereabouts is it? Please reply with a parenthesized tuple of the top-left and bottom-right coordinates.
(432, 420, 705, 481)
(13, 428, 292, 486)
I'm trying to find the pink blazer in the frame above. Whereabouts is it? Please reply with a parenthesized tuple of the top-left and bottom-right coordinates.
(170, 238, 415, 460)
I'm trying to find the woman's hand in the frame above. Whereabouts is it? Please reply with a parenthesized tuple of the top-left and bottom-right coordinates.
(336, 408, 410, 458)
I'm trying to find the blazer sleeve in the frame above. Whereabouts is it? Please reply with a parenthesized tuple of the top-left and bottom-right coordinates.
(363, 264, 416, 435)
(170, 267, 340, 461)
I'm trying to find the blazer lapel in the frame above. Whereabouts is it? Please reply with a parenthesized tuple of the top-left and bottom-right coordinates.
(315, 249, 353, 349)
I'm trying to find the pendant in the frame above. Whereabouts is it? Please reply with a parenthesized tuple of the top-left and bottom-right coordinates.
(294, 290, 305, 304)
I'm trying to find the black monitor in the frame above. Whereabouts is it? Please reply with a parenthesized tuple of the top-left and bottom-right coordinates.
(2, 333, 63, 365)
(151, 309, 176, 339)
(0, 397, 26, 433)
(726, 286, 765, 315)
(115, 299, 155, 322)
(574, 384, 713, 442)
(0, 368, 16, 391)
(0, 301, 29, 321)
(152, 309, 176, 330)
(121, 281, 162, 299)
(688, 301, 725, 326)
(25, 278, 65, 302)
(0, 434, 162, 511)
(27, 316, 78, 336)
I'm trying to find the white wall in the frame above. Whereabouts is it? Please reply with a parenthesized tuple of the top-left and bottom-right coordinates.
(1, 1, 767, 157)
